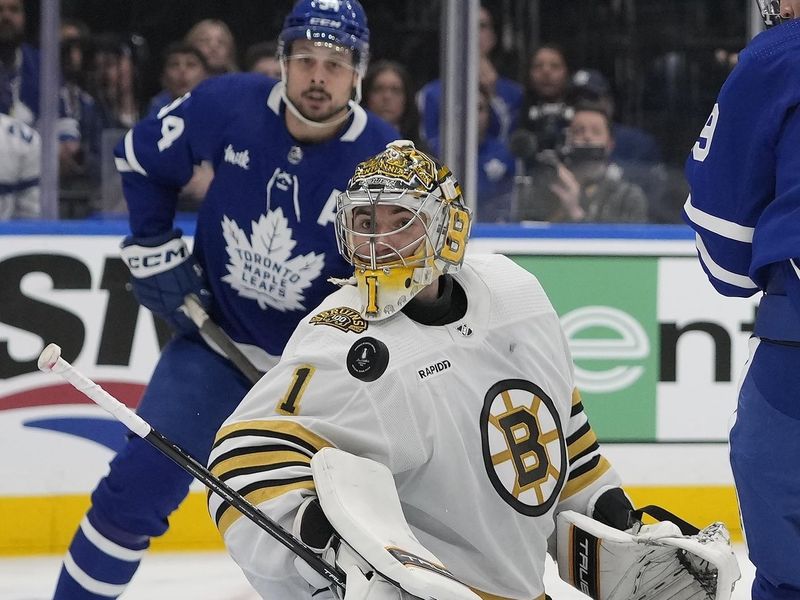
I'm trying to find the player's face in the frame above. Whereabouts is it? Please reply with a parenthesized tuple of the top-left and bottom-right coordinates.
(350, 205, 427, 265)
(366, 69, 405, 127)
(162, 52, 208, 98)
(285, 40, 357, 123)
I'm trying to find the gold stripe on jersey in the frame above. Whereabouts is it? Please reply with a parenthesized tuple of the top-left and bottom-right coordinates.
(216, 478, 317, 537)
(560, 456, 612, 501)
(210, 448, 312, 480)
(213, 419, 333, 455)
(572, 388, 582, 407)
(567, 426, 598, 463)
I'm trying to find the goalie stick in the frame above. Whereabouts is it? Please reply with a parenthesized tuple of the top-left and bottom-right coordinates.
(37, 343, 346, 591)
(181, 293, 264, 385)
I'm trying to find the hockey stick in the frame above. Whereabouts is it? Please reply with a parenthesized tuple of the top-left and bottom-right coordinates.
(37, 343, 346, 591)
(181, 294, 264, 385)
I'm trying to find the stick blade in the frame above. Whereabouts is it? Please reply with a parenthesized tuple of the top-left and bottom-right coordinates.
(38, 343, 62, 371)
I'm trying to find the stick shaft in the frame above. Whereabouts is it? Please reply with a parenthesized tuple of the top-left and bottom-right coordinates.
(182, 294, 264, 385)
(46, 354, 346, 589)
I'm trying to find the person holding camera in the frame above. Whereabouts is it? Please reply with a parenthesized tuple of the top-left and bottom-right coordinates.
(516, 101, 648, 223)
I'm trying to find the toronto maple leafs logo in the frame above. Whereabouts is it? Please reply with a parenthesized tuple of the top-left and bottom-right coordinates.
(221, 209, 325, 312)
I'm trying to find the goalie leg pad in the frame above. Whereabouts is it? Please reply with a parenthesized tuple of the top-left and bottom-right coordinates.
(556, 510, 741, 600)
(310, 447, 480, 600)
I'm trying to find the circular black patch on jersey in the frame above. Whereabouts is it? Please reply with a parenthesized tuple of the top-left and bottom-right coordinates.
(347, 337, 389, 382)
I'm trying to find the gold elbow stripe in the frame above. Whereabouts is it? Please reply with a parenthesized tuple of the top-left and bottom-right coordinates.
(570, 389, 584, 417)
(567, 427, 598, 463)
(216, 478, 316, 537)
(210, 448, 312, 480)
(560, 456, 612, 501)
(213, 419, 333, 455)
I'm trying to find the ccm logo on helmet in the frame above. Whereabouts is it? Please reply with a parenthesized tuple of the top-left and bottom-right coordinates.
(308, 17, 342, 29)
(417, 359, 451, 381)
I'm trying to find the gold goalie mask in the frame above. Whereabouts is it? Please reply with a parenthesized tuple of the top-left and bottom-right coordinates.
(335, 140, 472, 320)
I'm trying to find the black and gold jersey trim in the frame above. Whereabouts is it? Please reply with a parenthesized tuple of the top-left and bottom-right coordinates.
(209, 444, 312, 475)
(560, 455, 612, 501)
(215, 476, 316, 537)
(566, 422, 598, 465)
(213, 419, 333, 455)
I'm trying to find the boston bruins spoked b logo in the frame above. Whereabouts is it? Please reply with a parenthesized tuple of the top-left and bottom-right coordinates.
(480, 379, 567, 516)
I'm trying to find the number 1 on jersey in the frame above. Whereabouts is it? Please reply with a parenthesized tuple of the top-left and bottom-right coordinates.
(277, 365, 316, 415)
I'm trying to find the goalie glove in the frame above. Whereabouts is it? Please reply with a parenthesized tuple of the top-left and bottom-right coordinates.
(120, 228, 211, 334)
(556, 510, 740, 600)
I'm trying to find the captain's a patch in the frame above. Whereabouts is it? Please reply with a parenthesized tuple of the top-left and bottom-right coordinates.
(309, 306, 368, 334)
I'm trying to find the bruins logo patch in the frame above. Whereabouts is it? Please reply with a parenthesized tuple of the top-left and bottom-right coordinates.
(309, 307, 368, 334)
(480, 379, 567, 516)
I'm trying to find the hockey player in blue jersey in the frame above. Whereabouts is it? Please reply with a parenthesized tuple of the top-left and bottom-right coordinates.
(684, 1, 800, 599)
(53, 1, 397, 598)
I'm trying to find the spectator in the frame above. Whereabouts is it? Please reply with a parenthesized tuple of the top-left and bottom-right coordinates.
(59, 18, 104, 192)
(91, 34, 141, 129)
(429, 85, 514, 222)
(571, 69, 662, 167)
(0, 0, 37, 125)
(362, 59, 420, 144)
(244, 40, 280, 79)
(517, 101, 648, 223)
(570, 68, 670, 222)
(144, 42, 213, 211)
(0, 112, 40, 219)
(185, 18, 238, 75)
(519, 44, 573, 152)
(147, 42, 210, 117)
(417, 4, 523, 145)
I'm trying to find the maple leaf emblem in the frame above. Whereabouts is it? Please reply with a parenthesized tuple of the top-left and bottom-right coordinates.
(221, 209, 325, 312)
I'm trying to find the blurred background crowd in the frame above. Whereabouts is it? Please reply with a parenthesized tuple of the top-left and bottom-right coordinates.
(0, 0, 750, 224)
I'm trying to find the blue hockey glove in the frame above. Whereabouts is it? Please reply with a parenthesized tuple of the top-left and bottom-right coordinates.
(120, 228, 211, 334)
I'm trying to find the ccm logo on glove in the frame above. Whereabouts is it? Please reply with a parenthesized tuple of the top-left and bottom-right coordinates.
(121, 237, 190, 278)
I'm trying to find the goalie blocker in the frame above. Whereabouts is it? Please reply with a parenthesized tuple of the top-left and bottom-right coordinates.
(557, 509, 740, 600)
(297, 448, 481, 600)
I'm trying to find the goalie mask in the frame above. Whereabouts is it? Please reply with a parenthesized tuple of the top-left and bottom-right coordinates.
(335, 140, 472, 320)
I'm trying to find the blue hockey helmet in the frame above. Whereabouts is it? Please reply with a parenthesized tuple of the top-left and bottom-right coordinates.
(756, 0, 785, 26)
(278, 0, 370, 75)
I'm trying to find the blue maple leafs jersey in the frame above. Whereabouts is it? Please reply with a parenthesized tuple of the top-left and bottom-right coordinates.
(684, 20, 800, 303)
(115, 73, 398, 356)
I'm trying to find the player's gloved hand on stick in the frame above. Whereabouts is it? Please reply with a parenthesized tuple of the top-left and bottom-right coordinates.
(292, 497, 420, 600)
(120, 228, 211, 334)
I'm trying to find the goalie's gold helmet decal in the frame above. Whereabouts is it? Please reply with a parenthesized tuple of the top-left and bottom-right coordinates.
(335, 140, 472, 320)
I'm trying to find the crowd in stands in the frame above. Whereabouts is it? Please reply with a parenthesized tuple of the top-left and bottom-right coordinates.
(0, 0, 696, 224)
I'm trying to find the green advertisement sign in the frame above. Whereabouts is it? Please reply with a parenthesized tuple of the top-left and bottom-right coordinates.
(512, 256, 658, 441)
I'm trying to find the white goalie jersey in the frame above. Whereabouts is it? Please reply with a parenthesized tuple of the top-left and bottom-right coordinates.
(208, 254, 621, 599)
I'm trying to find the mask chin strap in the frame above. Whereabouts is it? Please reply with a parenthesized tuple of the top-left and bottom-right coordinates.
(279, 58, 362, 130)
